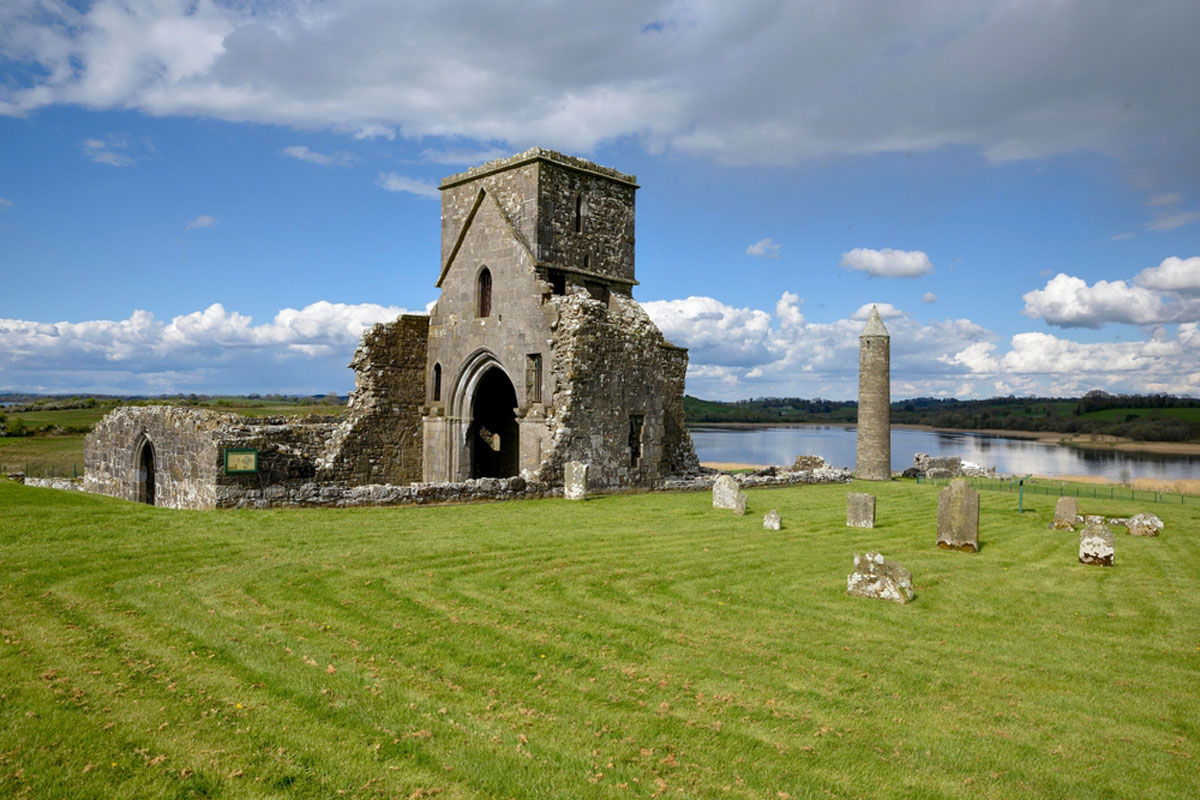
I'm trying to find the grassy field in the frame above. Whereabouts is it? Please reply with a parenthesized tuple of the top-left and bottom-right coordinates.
(1, 479, 1197, 799)
(0, 435, 87, 477)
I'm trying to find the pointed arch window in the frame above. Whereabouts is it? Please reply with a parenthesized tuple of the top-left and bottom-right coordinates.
(478, 267, 492, 318)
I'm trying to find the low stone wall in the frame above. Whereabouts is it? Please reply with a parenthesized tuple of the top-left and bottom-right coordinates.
(22, 477, 85, 491)
(215, 475, 553, 508)
(659, 466, 853, 492)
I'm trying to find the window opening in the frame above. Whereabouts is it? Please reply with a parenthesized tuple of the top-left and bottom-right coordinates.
(432, 363, 442, 402)
(526, 354, 543, 404)
(628, 415, 645, 469)
(586, 281, 610, 305)
(574, 193, 583, 233)
(548, 269, 566, 295)
(478, 267, 492, 317)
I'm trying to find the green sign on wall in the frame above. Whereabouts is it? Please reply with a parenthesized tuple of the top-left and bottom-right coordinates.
(224, 448, 259, 474)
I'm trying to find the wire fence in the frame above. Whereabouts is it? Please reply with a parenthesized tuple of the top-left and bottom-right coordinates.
(3, 463, 83, 480)
(916, 475, 1197, 506)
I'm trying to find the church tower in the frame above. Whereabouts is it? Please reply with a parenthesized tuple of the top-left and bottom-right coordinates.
(856, 305, 891, 480)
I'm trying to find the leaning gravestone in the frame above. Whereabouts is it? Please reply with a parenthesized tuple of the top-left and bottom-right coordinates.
(734, 492, 748, 516)
(1126, 512, 1163, 537)
(846, 552, 913, 604)
(1079, 522, 1115, 566)
(1050, 497, 1078, 530)
(846, 493, 876, 528)
(713, 474, 740, 509)
(937, 478, 979, 552)
(564, 461, 589, 501)
(763, 509, 781, 530)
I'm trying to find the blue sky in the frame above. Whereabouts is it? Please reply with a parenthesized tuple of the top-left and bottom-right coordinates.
(2, 0, 1199, 400)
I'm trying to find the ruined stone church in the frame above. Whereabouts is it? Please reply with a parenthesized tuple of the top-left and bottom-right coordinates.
(85, 149, 700, 508)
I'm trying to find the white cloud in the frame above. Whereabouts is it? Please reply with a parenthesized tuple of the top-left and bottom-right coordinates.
(745, 237, 781, 258)
(185, 214, 218, 230)
(376, 172, 439, 198)
(353, 124, 396, 140)
(921, 292, 937, 303)
(840, 248, 933, 278)
(0, 197, 11, 211)
(280, 145, 354, 167)
(420, 146, 507, 165)
(1023, 268, 1200, 328)
(1110, 232, 1136, 241)
(1134, 256, 1200, 294)
(0, 301, 418, 393)
(80, 135, 135, 166)
(2, 1, 1196, 170)
(1145, 210, 1200, 232)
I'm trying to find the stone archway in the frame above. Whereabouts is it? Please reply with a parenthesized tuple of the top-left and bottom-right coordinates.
(134, 436, 156, 505)
(468, 366, 519, 478)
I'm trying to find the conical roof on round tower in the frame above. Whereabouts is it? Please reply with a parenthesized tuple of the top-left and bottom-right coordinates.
(859, 305, 889, 338)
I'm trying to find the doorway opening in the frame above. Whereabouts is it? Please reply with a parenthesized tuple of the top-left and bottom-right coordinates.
(469, 367, 519, 478)
(135, 437, 156, 505)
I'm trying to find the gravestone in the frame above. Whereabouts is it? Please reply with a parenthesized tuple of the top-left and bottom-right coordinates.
(846, 552, 913, 604)
(1126, 512, 1163, 537)
(713, 474, 740, 509)
(564, 461, 589, 501)
(936, 478, 979, 552)
(846, 493, 876, 528)
(1050, 497, 1078, 530)
(734, 492, 748, 516)
(763, 509, 781, 530)
(1079, 522, 1115, 566)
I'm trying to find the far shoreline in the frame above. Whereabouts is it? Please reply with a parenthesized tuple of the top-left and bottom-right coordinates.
(686, 420, 1200, 457)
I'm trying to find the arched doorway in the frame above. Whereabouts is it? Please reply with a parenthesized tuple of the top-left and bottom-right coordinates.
(468, 366, 518, 478)
(135, 437, 156, 505)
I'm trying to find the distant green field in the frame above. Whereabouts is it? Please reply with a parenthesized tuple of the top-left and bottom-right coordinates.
(1079, 407, 1200, 424)
(2, 479, 1198, 798)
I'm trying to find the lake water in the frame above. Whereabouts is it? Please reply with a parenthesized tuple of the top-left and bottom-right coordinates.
(688, 425, 1200, 481)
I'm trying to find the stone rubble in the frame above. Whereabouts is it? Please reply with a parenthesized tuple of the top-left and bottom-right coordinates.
(846, 552, 914, 604)
(1125, 512, 1163, 537)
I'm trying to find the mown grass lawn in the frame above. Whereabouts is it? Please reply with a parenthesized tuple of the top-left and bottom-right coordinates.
(1, 478, 1197, 799)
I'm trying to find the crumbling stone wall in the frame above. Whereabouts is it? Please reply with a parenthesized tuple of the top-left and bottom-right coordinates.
(84, 406, 232, 509)
(539, 293, 698, 491)
(320, 315, 428, 484)
(213, 415, 342, 501)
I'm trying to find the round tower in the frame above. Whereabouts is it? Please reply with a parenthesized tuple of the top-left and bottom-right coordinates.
(856, 305, 891, 480)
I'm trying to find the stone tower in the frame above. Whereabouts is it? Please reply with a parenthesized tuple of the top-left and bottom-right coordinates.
(856, 305, 891, 480)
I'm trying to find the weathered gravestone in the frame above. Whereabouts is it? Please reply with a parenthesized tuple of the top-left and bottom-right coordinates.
(1079, 522, 1115, 566)
(1050, 497, 1078, 530)
(763, 509, 781, 530)
(937, 478, 979, 552)
(564, 461, 589, 501)
(1126, 512, 1163, 537)
(846, 493, 876, 528)
(734, 492, 748, 516)
(846, 552, 913, 604)
(713, 474, 740, 509)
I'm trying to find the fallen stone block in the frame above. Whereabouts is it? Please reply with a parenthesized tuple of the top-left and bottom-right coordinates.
(1126, 512, 1163, 537)
(1079, 522, 1115, 566)
(846, 552, 913, 604)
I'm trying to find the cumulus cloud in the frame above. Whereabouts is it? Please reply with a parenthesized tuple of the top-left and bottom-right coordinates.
(0, 301, 416, 394)
(2, 1, 1196, 169)
(185, 214, 218, 230)
(1023, 265, 1200, 328)
(840, 248, 933, 278)
(922, 292, 937, 303)
(376, 172, 439, 198)
(745, 237, 781, 258)
(1133, 256, 1200, 294)
(280, 145, 354, 167)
